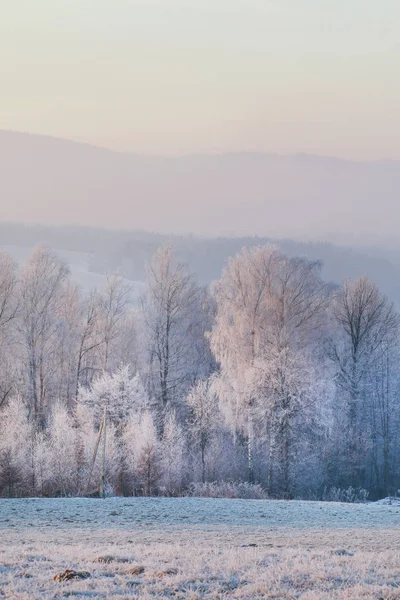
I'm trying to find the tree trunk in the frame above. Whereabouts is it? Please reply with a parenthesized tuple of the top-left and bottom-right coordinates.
(282, 420, 290, 498)
(267, 419, 275, 495)
(29, 345, 38, 420)
(247, 415, 254, 484)
(201, 439, 206, 484)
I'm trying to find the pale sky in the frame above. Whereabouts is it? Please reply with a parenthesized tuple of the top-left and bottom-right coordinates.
(1, 0, 400, 158)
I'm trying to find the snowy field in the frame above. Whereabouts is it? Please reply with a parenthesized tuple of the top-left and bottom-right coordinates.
(1, 498, 400, 599)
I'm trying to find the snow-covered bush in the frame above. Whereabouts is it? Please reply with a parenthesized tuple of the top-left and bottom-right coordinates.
(123, 410, 161, 495)
(31, 431, 53, 496)
(79, 365, 147, 427)
(187, 481, 268, 499)
(75, 403, 121, 496)
(0, 396, 33, 497)
(186, 378, 219, 483)
(159, 412, 185, 495)
(48, 402, 79, 496)
(322, 486, 369, 503)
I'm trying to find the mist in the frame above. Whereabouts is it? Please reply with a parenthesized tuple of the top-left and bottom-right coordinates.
(1, 130, 400, 247)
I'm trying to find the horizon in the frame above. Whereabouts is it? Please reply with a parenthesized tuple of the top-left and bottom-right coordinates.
(2, 128, 400, 165)
(1, 128, 400, 245)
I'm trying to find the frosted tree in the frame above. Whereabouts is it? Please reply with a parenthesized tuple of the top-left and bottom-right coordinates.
(0, 396, 33, 496)
(48, 402, 79, 495)
(99, 272, 131, 372)
(366, 340, 400, 495)
(186, 378, 219, 483)
(77, 406, 121, 496)
(254, 253, 330, 496)
(210, 245, 279, 483)
(31, 431, 53, 496)
(210, 245, 330, 493)
(0, 252, 18, 334)
(0, 253, 19, 408)
(113, 310, 140, 375)
(160, 412, 185, 493)
(328, 276, 399, 488)
(18, 246, 69, 421)
(79, 365, 147, 427)
(251, 347, 330, 496)
(184, 286, 217, 385)
(52, 281, 83, 408)
(74, 289, 105, 399)
(141, 245, 204, 432)
(123, 410, 160, 495)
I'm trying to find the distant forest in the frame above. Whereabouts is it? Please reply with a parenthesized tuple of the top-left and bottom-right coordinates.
(2, 222, 400, 301)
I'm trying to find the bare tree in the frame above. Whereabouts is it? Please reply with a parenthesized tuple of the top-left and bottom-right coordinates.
(0, 253, 19, 408)
(0, 253, 18, 331)
(328, 276, 399, 487)
(100, 273, 131, 372)
(74, 290, 104, 401)
(51, 281, 82, 408)
(187, 378, 219, 483)
(368, 341, 399, 496)
(141, 246, 201, 433)
(18, 246, 69, 422)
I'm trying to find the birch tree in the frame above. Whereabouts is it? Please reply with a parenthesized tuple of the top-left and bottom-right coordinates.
(0, 253, 19, 408)
(210, 245, 329, 493)
(186, 378, 219, 483)
(329, 277, 399, 488)
(100, 273, 131, 372)
(18, 247, 69, 421)
(74, 289, 104, 400)
(141, 246, 202, 433)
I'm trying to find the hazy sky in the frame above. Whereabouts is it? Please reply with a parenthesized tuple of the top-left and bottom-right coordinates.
(2, 0, 400, 158)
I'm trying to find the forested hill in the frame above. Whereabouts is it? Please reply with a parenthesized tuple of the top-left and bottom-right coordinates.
(2, 222, 400, 304)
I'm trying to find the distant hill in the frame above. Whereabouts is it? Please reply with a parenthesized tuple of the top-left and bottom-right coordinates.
(1, 130, 400, 245)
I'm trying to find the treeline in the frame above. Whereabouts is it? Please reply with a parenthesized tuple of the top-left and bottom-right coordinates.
(0, 244, 399, 500)
(2, 222, 400, 301)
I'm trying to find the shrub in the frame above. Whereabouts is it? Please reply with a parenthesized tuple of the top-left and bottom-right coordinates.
(322, 486, 369, 503)
(187, 480, 268, 499)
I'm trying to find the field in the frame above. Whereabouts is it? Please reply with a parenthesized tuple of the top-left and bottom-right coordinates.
(1, 497, 400, 599)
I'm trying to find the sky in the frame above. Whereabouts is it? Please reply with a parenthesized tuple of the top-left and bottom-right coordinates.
(1, 0, 400, 159)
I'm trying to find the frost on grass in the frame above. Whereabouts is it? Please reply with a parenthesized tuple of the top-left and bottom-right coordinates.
(1, 497, 400, 598)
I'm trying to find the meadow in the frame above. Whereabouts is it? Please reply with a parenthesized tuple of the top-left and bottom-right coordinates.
(1, 497, 400, 598)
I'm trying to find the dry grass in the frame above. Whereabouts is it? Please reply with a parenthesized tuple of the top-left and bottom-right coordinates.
(1, 499, 400, 598)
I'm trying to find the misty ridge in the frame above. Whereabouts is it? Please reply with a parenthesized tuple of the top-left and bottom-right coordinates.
(1, 129, 400, 243)
(2, 130, 400, 303)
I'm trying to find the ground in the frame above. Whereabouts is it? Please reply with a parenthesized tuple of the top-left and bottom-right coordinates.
(1, 497, 400, 599)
